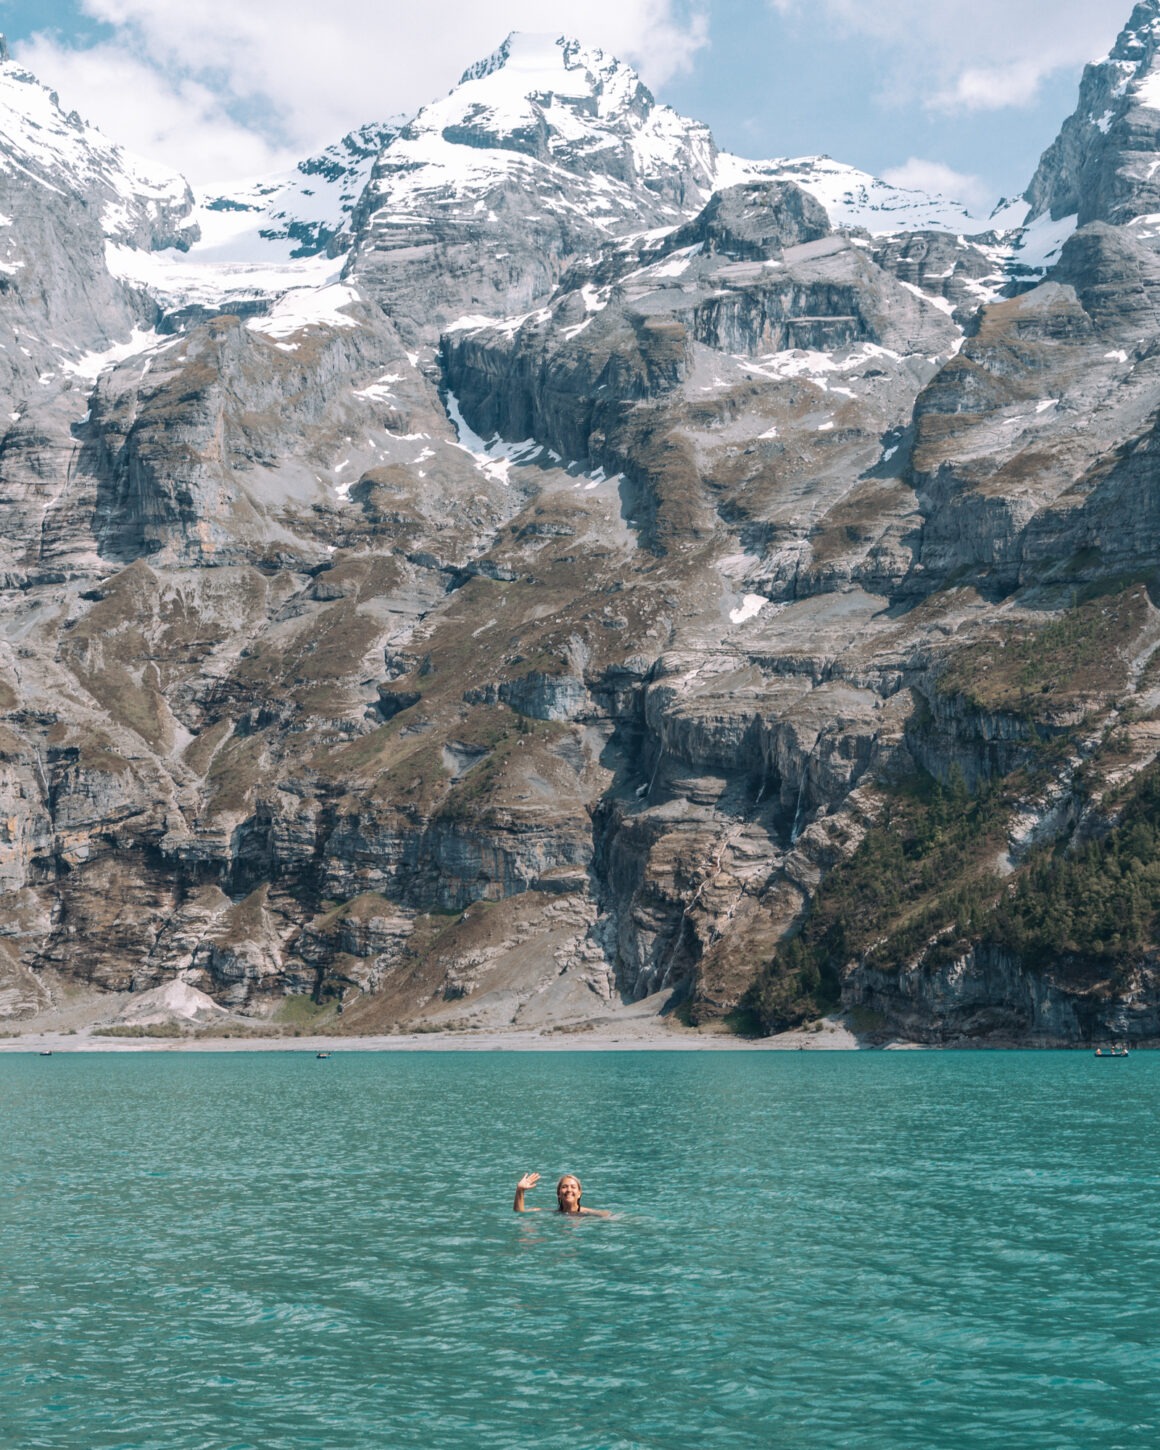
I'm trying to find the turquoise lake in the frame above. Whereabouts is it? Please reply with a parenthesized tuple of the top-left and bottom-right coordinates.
(1, 1050, 1157, 1448)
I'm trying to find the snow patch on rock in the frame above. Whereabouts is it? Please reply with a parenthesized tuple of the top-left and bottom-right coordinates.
(247, 282, 360, 338)
(729, 593, 768, 625)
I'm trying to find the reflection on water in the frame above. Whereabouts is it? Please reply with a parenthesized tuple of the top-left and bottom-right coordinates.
(1, 1050, 1158, 1448)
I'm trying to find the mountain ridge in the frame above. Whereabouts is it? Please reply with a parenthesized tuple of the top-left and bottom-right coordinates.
(0, 14, 1159, 1044)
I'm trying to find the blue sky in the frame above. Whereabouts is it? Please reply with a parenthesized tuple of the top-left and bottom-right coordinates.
(0, 0, 1130, 207)
(662, 1, 1095, 210)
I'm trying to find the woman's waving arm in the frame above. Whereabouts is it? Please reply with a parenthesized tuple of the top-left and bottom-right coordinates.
(513, 1171, 541, 1212)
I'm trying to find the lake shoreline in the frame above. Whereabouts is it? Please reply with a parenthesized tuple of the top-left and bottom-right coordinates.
(1, 1020, 875, 1052)
(3, 1029, 1134, 1051)
(4, 1009, 1139, 1052)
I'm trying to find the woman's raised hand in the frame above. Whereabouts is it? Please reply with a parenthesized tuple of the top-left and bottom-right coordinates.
(513, 1171, 541, 1210)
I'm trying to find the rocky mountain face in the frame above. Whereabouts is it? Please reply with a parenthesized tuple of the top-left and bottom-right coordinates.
(1026, 0, 1160, 226)
(2, 19, 1160, 1043)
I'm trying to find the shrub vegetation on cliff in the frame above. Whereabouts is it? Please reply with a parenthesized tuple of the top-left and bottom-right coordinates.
(936, 586, 1150, 720)
(746, 756, 1160, 1036)
(990, 761, 1160, 969)
(745, 769, 1008, 1033)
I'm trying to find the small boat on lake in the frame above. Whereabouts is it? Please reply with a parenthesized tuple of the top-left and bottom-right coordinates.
(316, 1051, 331, 1059)
(1094, 1044, 1130, 1058)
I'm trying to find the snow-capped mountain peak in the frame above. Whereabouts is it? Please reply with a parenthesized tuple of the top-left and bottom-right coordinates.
(389, 30, 718, 204)
(454, 31, 652, 117)
(1025, 0, 1160, 226)
(458, 31, 580, 86)
(0, 36, 195, 251)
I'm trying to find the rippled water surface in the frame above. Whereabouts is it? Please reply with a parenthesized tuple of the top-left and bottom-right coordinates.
(2, 1050, 1158, 1448)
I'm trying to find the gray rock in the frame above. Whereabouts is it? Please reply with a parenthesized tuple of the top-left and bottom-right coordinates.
(1026, 0, 1160, 225)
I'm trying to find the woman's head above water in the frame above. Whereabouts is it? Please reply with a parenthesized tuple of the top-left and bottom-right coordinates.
(556, 1174, 582, 1212)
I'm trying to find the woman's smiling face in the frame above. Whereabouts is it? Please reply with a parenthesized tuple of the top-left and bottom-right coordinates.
(556, 1175, 582, 1211)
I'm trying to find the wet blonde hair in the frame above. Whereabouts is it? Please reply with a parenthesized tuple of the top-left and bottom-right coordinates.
(556, 1174, 582, 1203)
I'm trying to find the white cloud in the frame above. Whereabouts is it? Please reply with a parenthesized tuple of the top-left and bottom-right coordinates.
(941, 60, 1048, 111)
(771, 0, 1122, 113)
(15, 36, 295, 183)
(14, 0, 709, 184)
(880, 158, 990, 212)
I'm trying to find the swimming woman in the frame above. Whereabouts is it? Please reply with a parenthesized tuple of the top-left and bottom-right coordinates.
(513, 1172, 611, 1217)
